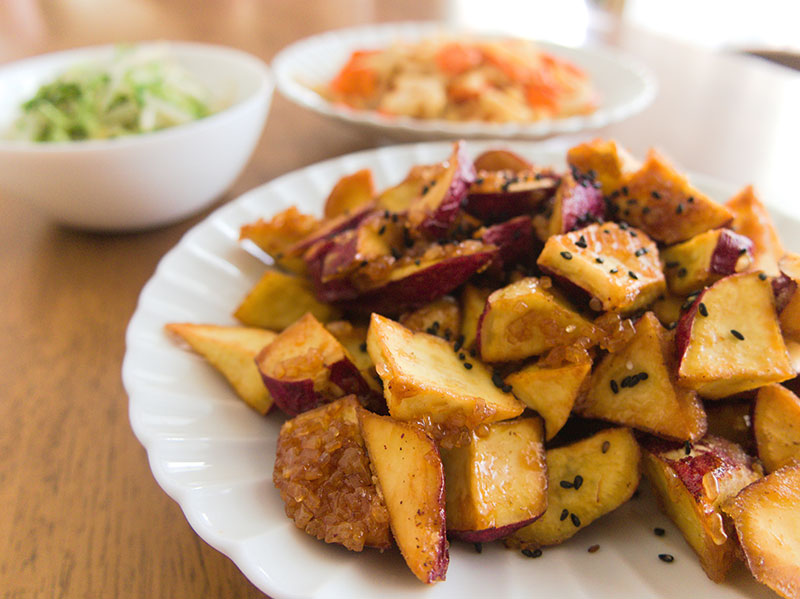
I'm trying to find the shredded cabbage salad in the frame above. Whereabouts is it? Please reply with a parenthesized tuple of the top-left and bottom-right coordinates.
(10, 45, 219, 142)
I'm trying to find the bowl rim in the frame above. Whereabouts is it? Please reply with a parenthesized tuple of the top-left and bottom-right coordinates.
(0, 40, 274, 153)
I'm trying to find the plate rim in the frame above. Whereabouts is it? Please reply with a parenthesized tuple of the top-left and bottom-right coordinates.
(124, 139, 784, 599)
(270, 21, 658, 140)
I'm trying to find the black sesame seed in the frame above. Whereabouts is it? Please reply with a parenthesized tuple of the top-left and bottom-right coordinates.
(658, 554, 674, 563)
(432, 321, 440, 331)
(684, 441, 693, 455)
(620, 375, 633, 388)
(560, 480, 574, 489)
(463, 362, 473, 370)
(595, 257, 605, 264)
(588, 544, 600, 553)
(603, 229, 611, 234)
(414, 259, 421, 266)
(575, 235, 588, 249)
(475, 177, 484, 185)
(622, 186, 629, 196)
(759, 272, 768, 281)
(359, 342, 367, 352)
(601, 440, 610, 453)
(492, 373, 505, 388)
(560, 509, 569, 521)
(522, 548, 543, 558)
(502, 384, 512, 393)
(651, 190, 661, 200)
(699, 303, 708, 317)
(391, 247, 402, 259)
(453, 335, 464, 352)
(560, 251, 573, 260)
(638, 372, 649, 381)
(444, 330, 452, 341)
(474, 542, 483, 553)
(739, 247, 748, 255)
(571, 513, 581, 528)
(610, 380, 619, 394)
(635, 248, 647, 257)
(677, 267, 688, 278)
(629, 271, 639, 280)
(642, 206, 651, 215)
(676, 204, 684, 215)
(609, 267, 619, 274)
(654, 527, 666, 536)
(458, 352, 466, 360)
(421, 185, 429, 195)
(629, 230, 638, 237)
(731, 329, 745, 340)
(687, 196, 695, 203)
(469, 348, 477, 358)
(426, 327, 436, 335)
(627, 198, 638, 205)
(573, 475, 583, 490)
(666, 261, 680, 268)
(391, 213, 399, 223)
(618, 222, 629, 231)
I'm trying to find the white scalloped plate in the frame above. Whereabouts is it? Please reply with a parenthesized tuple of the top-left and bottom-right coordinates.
(124, 140, 792, 599)
(271, 22, 657, 141)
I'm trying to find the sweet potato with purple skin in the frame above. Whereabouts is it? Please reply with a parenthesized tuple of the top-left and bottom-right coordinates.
(722, 464, 800, 599)
(537, 222, 665, 314)
(477, 215, 535, 272)
(473, 148, 533, 172)
(726, 185, 784, 276)
(676, 272, 794, 398)
(255, 313, 380, 416)
(336, 241, 497, 315)
(547, 172, 605, 236)
(407, 142, 475, 239)
(286, 202, 376, 258)
(239, 206, 320, 275)
(660, 229, 753, 296)
(773, 253, 800, 342)
(323, 168, 375, 219)
(442, 417, 548, 543)
(358, 408, 449, 584)
(460, 284, 492, 351)
(462, 169, 559, 223)
(642, 435, 764, 582)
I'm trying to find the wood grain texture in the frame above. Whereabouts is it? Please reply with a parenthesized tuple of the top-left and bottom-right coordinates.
(0, 1, 798, 598)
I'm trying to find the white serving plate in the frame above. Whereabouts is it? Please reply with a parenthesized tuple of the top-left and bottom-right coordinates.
(271, 22, 657, 141)
(124, 140, 790, 599)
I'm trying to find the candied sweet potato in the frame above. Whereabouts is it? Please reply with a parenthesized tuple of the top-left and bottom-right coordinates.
(358, 409, 449, 584)
(641, 435, 764, 582)
(234, 269, 341, 331)
(753, 384, 800, 472)
(323, 168, 375, 219)
(239, 206, 320, 275)
(165, 323, 276, 414)
(547, 172, 605, 236)
(507, 427, 640, 549)
(537, 222, 664, 314)
(775, 253, 800, 342)
(505, 359, 591, 440)
(442, 417, 548, 542)
(612, 149, 733, 245)
(676, 272, 794, 398)
(477, 277, 597, 363)
(462, 168, 559, 223)
(566, 138, 640, 196)
(367, 314, 524, 446)
(726, 185, 784, 276)
(578, 312, 706, 441)
(722, 464, 800, 599)
(472, 148, 532, 172)
(273, 396, 391, 551)
(460, 284, 492, 350)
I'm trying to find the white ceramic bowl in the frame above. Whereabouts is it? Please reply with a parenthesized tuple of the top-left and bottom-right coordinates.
(0, 42, 274, 231)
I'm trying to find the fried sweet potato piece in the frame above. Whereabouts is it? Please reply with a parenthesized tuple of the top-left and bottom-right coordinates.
(722, 464, 800, 599)
(234, 269, 341, 331)
(165, 323, 276, 414)
(641, 435, 763, 582)
(459, 284, 492, 351)
(507, 427, 640, 548)
(367, 314, 524, 446)
(753, 384, 800, 472)
(358, 409, 448, 584)
(442, 417, 548, 542)
(566, 138, 640, 196)
(774, 253, 800, 342)
(726, 185, 784, 276)
(538, 222, 664, 314)
(273, 396, 391, 551)
(323, 168, 375, 219)
(547, 172, 605, 236)
(463, 168, 559, 223)
(239, 206, 320, 275)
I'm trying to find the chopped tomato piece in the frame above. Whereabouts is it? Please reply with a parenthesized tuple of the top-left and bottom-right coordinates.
(435, 42, 483, 75)
(329, 50, 379, 97)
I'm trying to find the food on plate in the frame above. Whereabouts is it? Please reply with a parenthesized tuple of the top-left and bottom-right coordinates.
(641, 435, 764, 582)
(319, 37, 598, 123)
(164, 323, 276, 414)
(358, 408, 449, 583)
(721, 463, 800, 599)
(273, 396, 391, 551)
(507, 427, 640, 549)
(576, 312, 707, 441)
(165, 138, 800, 592)
(9, 44, 220, 142)
(441, 417, 548, 542)
(753, 384, 800, 472)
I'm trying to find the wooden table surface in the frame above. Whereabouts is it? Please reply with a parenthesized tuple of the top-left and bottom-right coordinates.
(1, 2, 799, 598)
